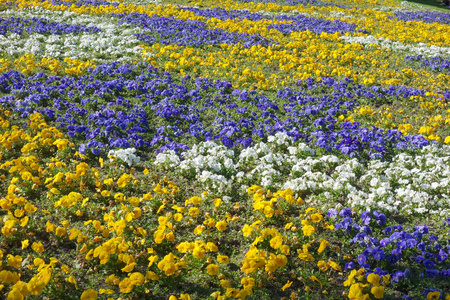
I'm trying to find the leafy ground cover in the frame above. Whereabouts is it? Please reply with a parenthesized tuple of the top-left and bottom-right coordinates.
(0, 0, 450, 299)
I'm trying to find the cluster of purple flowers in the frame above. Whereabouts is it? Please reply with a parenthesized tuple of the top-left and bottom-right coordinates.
(268, 14, 365, 35)
(0, 16, 101, 36)
(280, 78, 433, 158)
(391, 10, 450, 25)
(0, 62, 435, 157)
(114, 13, 273, 47)
(0, 63, 152, 155)
(331, 208, 450, 297)
(183, 7, 362, 35)
(405, 55, 450, 74)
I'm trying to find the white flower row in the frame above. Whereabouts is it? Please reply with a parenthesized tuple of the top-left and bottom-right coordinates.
(371, 1, 420, 12)
(0, 7, 144, 62)
(339, 34, 450, 58)
(155, 132, 450, 217)
(395, 1, 433, 12)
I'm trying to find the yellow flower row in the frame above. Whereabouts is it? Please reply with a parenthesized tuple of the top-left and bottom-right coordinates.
(141, 37, 450, 92)
(188, 0, 450, 46)
(1, 53, 96, 75)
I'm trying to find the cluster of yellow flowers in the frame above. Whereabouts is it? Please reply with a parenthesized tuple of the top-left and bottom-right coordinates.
(344, 268, 389, 299)
(0, 109, 191, 299)
(239, 185, 343, 297)
(0, 110, 78, 298)
(350, 93, 450, 143)
(0, 55, 11, 74)
(0, 52, 96, 75)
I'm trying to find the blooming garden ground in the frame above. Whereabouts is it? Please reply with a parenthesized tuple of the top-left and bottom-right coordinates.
(0, 0, 450, 299)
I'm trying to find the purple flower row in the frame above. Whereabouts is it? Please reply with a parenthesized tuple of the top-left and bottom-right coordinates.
(48, 0, 121, 8)
(391, 10, 450, 25)
(0, 16, 101, 36)
(114, 13, 273, 47)
(183, 7, 363, 35)
(237, 0, 346, 7)
(405, 55, 450, 74)
(0, 62, 435, 159)
(331, 208, 450, 297)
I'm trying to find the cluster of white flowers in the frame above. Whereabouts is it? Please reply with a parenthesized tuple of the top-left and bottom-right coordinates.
(154, 150, 181, 168)
(371, 1, 420, 12)
(339, 35, 450, 58)
(108, 148, 141, 166)
(396, 1, 431, 12)
(0, 7, 144, 61)
(155, 141, 237, 194)
(153, 132, 322, 196)
(155, 133, 450, 217)
(328, 10, 357, 20)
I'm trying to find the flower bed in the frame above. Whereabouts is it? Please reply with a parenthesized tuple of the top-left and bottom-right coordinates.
(0, 0, 450, 298)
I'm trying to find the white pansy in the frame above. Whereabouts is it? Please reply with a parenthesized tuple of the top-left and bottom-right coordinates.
(222, 196, 232, 203)
(108, 148, 140, 166)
